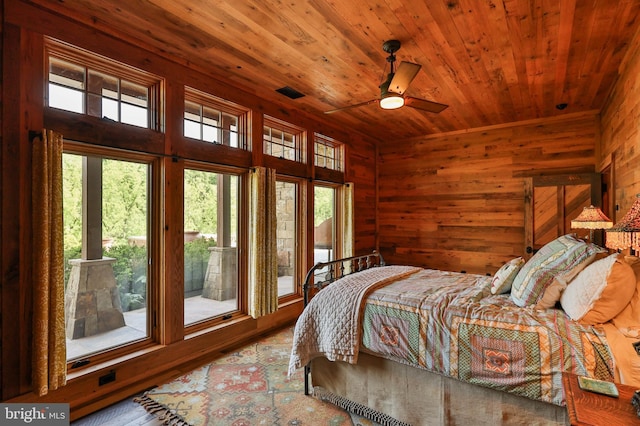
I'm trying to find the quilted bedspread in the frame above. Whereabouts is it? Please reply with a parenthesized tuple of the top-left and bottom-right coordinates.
(292, 267, 616, 407)
(288, 265, 421, 376)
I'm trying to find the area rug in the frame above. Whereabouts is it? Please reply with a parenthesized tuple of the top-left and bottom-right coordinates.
(134, 326, 380, 426)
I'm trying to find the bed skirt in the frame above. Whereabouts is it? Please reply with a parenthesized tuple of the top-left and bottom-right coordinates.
(310, 352, 568, 425)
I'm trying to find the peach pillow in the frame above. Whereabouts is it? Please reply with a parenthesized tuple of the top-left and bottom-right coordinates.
(534, 277, 568, 310)
(610, 256, 640, 338)
(560, 253, 636, 325)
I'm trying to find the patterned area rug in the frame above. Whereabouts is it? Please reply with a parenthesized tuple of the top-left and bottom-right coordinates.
(135, 326, 380, 426)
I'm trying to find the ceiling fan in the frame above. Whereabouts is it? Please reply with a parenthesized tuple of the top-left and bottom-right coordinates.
(325, 40, 448, 115)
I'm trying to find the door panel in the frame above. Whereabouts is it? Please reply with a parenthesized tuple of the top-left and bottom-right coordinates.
(533, 186, 559, 248)
(524, 174, 601, 259)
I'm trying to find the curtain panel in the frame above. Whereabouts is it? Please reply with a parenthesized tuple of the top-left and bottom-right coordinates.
(248, 167, 278, 318)
(342, 182, 354, 258)
(32, 129, 67, 396)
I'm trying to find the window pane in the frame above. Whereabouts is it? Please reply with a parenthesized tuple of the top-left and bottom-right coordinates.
(49, 57, 86, 113)
(184, 119, 201, 139)
(88, 70, 119, 100)
(222, 112, 239, 148)
(97, 97, 119, 121)
(121, 102, 148, 128)
(50, 57, 85, 90)
(121, 80, 149, 127)
(184, 169, 239, 326)
(276, 181, 297, 296)
(121, 80, 148, 108)
(314, 186, 335, 265)
(63, 154, 149, 361)
(49, 84, 84, 113)
(202, 124, 218, 143)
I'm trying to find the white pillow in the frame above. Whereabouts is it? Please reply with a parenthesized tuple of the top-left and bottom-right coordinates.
(490, 257, 525, 294)
(560, 253, 636, 323)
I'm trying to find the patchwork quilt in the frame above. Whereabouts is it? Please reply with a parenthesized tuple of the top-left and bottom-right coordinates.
(292, 267, 616, 407)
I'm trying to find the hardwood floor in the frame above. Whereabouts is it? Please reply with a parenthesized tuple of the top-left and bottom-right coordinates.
(71, 395, 162, 426)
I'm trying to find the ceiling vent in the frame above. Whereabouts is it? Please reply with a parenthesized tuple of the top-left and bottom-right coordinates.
(276, 86, 305, 99)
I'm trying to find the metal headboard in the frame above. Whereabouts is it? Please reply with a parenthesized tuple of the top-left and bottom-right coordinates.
(302, 251, 385, 307)
(300, 251, 385, 395)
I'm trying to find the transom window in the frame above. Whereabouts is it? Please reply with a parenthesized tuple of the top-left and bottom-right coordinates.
(184, 87, 248, 149)
(314, 133, 344, 172)
(263, 116, 305, 162)
(46, 39, 161, 130)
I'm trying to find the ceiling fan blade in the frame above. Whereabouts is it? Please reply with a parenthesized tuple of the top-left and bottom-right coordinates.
(388, 61, 421, 95)
(324, 99, 379, 114)
(405, 96, 448, 113)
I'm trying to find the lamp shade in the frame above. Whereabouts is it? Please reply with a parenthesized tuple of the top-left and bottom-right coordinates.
(606, 194, 640, 251)
(570, 205, 613, 229)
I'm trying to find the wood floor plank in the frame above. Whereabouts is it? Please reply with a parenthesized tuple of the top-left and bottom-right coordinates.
(71, 395, 163, 426)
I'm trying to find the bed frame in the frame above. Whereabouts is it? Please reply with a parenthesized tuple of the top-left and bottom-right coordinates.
(300, 252, 568, 426)
(302, 251, 385, 395)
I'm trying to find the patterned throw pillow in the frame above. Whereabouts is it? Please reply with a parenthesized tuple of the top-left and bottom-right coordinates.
(490, 257, 525, 294)
(510, 234, 604, 307)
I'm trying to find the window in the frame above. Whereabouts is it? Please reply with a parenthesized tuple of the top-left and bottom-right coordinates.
(63, 150, 152, 361)
(183, 167, 241, 326)
(314, 133, 344, 171)
(184, 87, 248, 149)
(314, 185, 335, 264)
(275, 179, 301, 297)
(263, 116, 305, 162)
(46, 39, 161, 130)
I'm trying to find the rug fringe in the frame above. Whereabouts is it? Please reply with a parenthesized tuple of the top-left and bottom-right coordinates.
(133, 393, 191, 426)
(313, 386, 412, 426)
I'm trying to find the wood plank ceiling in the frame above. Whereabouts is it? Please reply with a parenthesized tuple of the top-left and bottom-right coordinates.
(24, 0, 640, 141)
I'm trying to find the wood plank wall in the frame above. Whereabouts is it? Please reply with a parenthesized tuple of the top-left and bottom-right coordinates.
(600, 24, 640, 220)
(378, 113, 599, 275)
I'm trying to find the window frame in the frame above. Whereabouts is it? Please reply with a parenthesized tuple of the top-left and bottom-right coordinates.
(313, 183, 339, 264)
(314, 133, 344, 172)
(184, 87, 249, 150)
(45, 37, 164, 132)
(62, 140, 161, 370)
(182, 160, 249, 335)
(275, 175, 307, 302)
(263, 115, 306, 163)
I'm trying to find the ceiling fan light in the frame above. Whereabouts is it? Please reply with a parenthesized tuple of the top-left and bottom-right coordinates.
(380, 94, 404, 110)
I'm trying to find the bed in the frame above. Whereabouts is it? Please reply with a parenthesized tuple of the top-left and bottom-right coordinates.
(288, 235, 640, 425)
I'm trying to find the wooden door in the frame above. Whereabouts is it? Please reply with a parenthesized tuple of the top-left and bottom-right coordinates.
(524, 174, 602, 259)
